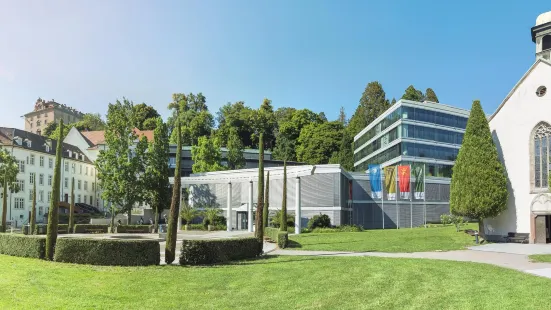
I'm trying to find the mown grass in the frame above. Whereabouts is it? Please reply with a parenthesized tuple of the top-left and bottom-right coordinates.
(289, 223, 479, 252)
(529, 254, 551, 263)
(0, 253, 550, 309)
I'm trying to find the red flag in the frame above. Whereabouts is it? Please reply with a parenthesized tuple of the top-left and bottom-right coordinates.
(398, 165, 410, 195)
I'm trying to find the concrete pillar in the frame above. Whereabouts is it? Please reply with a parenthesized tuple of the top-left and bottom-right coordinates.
(227, 182, 232, 232)
(248, 179, 254, 232)
(295, 176, 301, 235)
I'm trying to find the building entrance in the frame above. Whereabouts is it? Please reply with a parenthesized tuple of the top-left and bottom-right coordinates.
(237, 211, 248, 230)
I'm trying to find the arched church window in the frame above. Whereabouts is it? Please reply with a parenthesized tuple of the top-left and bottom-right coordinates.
(534, 123, 551, 189)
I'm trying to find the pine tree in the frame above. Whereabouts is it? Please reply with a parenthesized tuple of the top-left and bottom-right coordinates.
(348, 81, 390, 136)
(69, 177, 75, 232)
(254, 133, 264, 243)
(30, 182, 36, 234)
(46, 119, 64, 260)
(425, 88, 439, 103)
(338, 106, 347, 125)
(263, 171, 269, 230)
(401, 85, 425, 102)
(280, 160, 288, 232)
(450, 100, 507, 238)
(165, 95, 183, 264)
(391, 98, 397, 105)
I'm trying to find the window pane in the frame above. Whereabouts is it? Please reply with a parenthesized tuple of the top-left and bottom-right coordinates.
(536, 138, 541, 188)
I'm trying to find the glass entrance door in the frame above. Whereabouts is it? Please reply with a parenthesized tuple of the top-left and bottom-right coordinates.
(237, 211, 248, 230)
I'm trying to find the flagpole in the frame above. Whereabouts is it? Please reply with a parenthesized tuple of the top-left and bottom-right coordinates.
(410, 164, 413, 229)
(381, 167, 384, 230)
(395, 165, 399, 230)
(424, 163, 427, 228)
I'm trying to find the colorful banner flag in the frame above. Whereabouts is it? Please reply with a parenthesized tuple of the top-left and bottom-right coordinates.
(398, 165, 411, 200)
(413, 165, 425, 200)
(368, 164, 382, 199)
(384, 166, 396, 201)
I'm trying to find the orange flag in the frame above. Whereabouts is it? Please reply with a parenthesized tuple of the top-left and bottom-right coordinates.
(398, 165, 410, 199)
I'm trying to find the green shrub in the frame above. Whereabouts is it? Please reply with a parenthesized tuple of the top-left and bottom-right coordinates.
(202, 214, 226, 228)
(311, 225, 364, 233)
(73, 224, 109, 234)
(269, 210, 294, 229)
(116, 225, 152, 233)
(440, 214, 451, 225)
(0, 234, 46, 259)
(307, 214, 331, 230)
(264, 227, 288, 248)
(179, 238, 262, 265)
(53, 238, 160, 266)
(450, 214, 465, 232)
(186, 224, 226, 231)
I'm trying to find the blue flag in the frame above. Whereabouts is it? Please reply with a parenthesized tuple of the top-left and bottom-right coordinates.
(368, 164, 382, 199)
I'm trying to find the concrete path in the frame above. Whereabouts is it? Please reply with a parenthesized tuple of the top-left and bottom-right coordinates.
(269, 247, 551, 279)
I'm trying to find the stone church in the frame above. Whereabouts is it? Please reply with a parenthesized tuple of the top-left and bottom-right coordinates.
(485, 11, 551, 243)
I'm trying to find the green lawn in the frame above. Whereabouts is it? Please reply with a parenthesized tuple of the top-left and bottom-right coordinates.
(1, 254, 550, 309)
(530, 254, 551, 263)
(289, 223, 479, 252)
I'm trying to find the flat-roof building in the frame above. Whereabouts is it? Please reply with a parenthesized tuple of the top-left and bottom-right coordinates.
(353, 99, 470, 178)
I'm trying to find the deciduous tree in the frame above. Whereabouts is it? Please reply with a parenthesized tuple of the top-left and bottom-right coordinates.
(192, 135, 224, 173)
(144, 117, 171, 233)
(450, 100, 507, 239)
(296, 121, 345, 165)
(133, 103, 160, 130)
(0, 148, 21, 232)
(226, 127, 245, 170)
(96, 99, 148, 232)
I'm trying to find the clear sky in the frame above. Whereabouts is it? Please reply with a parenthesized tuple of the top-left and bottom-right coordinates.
(0, 1, 549, 129)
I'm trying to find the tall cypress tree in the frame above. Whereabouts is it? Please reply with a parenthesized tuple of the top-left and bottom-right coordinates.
(401, 85, 425, 102)
(46, 119, 64, 260)
(69, 177, 75, 232)
(280, 160, 288, 232)
(165, 95, 183, 264)
(450, 100, 507, 238)
(254, 133, 264, 243)
(30, 182, 36, 234)
(263, 171, 269, 229)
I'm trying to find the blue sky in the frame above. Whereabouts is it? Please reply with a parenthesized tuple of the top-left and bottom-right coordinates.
(0, 1, 549, 129)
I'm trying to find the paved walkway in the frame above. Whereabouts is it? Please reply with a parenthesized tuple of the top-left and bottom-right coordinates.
(269, 245, 551, 279)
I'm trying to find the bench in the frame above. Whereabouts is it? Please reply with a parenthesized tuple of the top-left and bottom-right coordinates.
(505, 232, 529, 244)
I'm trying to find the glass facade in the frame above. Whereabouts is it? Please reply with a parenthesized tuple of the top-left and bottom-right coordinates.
(354, 102, 469, 178)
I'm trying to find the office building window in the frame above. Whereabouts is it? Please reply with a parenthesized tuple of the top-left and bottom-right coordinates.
(65, 162, 69, 172)
(77, 195, 81, 203)
(39, 206, 43, 216)
(48, 175, 52, 186)
(18, 160, 25, 173)
(30, 154, 35, 165)
(49, 158, 53, 169)
(39, 156, 44, 167)
(71, 163, 75, 174)
(14, 198, 24, 209)
(39, 190, 44, 202)
(84, 181, 88, 191)
(85, 166, 88, 175)
(47, 191, 51, 203)
(39, 174, 44, 186)
(78, 180, 81, 190)
(29, 189, 33, 200)
(64, 177, 68, 188)
(29, 173, 35, 184)
(16, 180, 24, 192)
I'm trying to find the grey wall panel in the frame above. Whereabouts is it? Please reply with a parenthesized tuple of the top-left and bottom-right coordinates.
(426, 204, 450, 223)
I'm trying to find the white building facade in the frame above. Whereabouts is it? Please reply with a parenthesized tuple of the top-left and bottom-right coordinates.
(0, 128, 98, 227)
(485, 12, 551, 243)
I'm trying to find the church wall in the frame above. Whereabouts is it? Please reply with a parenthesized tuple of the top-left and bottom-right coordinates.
(486, 62, 551, 237)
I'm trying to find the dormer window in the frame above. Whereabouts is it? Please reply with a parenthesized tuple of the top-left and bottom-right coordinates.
(14, 137, 22, 145)
(45, 145, 50, 152)
(25, 139, 32, 148)
(68, 150, 72, 158)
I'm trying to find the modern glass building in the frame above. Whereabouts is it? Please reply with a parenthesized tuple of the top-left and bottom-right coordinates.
(353, 99, 470, 177)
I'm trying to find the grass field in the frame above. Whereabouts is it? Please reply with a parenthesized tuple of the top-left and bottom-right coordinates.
(530, 254, 551, 263)
(289, 223, 479, 252)
(1, 253, 550, 309)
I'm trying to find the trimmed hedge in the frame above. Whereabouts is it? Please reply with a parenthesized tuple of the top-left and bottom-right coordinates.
(25, 224, 70, 235)
(117, 225, 152, 233)
(264, 227, 288, 249)
(0, 234, 46, 259)
(73, 224, 109, 234)
(179, 238, 262, 265)
(53, 238, 160, 266)
(184, 224, 227, 231)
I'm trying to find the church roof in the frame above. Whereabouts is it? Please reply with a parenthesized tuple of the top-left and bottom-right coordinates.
(488, 58, 551, 122)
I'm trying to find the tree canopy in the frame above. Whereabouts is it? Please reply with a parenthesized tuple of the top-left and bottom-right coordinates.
(296, 121, 345, 165)
(348, 81, 390, 137)
(191, 135, 224, 173)
(133, 103, 160, 130)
